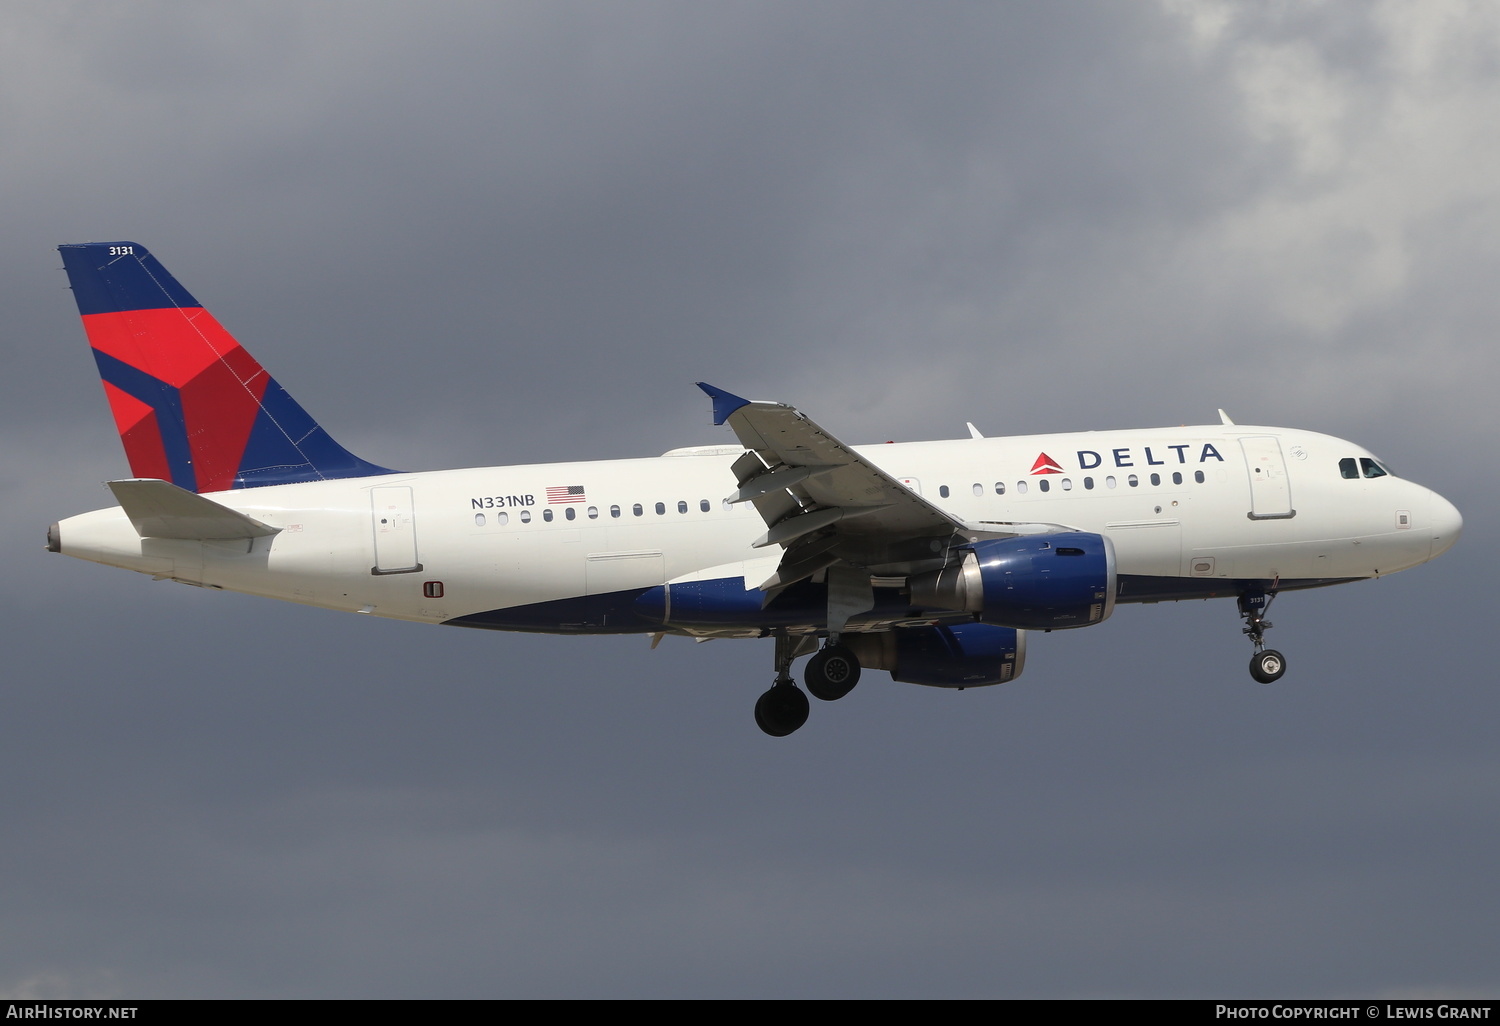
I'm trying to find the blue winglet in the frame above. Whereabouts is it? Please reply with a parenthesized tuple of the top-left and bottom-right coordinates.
(695, 382, 752, 426)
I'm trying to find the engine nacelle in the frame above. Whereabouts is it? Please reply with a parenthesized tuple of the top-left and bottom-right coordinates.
(909, 532, 1116, 630)
(845, 622, 1026, 688)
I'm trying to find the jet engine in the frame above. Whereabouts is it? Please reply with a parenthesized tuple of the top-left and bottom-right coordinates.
(908, 532, 1116, 630)
(844, 622, 1026, 688)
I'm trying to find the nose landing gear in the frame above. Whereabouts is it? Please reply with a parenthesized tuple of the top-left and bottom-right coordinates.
(1239, 590, 1286, 684)
(1250, 648, 1286, 684)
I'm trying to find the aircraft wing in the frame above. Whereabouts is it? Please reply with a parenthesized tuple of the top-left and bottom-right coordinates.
(698, 383, 965, 586)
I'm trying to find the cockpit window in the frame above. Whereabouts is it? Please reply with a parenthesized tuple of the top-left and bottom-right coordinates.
(1339, 457, 1359, 480)
(1360, 457, 1388, 479)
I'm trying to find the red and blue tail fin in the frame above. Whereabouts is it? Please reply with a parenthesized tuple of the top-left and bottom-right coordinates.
(59, 242, 392, 492)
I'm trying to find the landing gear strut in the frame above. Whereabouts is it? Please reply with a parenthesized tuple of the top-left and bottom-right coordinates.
(754, 630, 812, 737)
(1239, 590, 1287, 684)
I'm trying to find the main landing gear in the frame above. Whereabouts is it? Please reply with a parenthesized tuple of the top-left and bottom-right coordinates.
(804, 644, 861, 702)
(754, 632, 862, 737)
(753, 681, 809, 738)
(1239, 590, 1287, 684)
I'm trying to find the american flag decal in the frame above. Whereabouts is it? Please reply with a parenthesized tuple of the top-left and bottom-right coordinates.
(546, 485, 587, 503)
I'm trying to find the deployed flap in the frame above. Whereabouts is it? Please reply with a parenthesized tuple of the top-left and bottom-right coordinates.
(107, 478, 281, 540)
(696, 383, 962, 575)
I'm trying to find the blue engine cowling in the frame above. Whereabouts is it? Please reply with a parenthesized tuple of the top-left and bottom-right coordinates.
(845, 622, 1026, 688)
(908, 531, 1116, 630)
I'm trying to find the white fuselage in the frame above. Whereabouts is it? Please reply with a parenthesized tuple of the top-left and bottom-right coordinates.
(54, 425, 1462, 632)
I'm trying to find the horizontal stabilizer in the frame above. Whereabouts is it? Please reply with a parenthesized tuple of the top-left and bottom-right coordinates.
(106, 479, 281, 541)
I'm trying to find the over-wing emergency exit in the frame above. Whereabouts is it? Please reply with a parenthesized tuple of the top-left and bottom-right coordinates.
(48, 242, 1463, 736)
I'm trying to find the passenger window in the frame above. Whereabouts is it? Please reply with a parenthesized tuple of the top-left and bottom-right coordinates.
(1128, 474, 1139, 487)
(655, 502, 666, 515)
(564, 506, 576, 521)
(1194, 471, 1204, 484)
(700, 499, 710, 512)
(520, 510, 531, 523)
(939, 485, 950, 498)
(1106, 476, 1116, 489)
(587, 506, 599, 519)
(678, 500, 688, 514)
(1361, 458, 1388, 479)
(474, 513, 486, 526)
(1038, 479, 1050, 493)
(1172, 472, 1182, 485)
(498, 511, 509, 525)
(543, 508, 554, 522)
(1150, 473, 1161, 486)
(1060, 478, 1072, 491)
(972, 483, 983, 497)
(610, 505, 621, 518)
(1017, 481, 1028, 494)
(994, 482, 1006, 495)
(632, 503, 643, 517)
(1340, 458, 1359, 480)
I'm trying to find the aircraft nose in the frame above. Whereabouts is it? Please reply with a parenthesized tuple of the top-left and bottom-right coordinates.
(1428, 490, 1463, 559)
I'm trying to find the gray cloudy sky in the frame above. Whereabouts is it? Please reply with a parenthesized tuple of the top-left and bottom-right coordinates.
(2, 0, 1496, 998)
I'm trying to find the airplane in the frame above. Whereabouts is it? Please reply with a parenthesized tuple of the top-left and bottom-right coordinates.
(47, 241, 1464, 736)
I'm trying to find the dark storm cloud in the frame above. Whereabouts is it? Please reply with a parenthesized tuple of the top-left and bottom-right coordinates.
(6, 2, 1262, 453)
(1, 0, 1496, 998)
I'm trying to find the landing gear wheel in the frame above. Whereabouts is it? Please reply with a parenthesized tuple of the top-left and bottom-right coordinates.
(1250, 649, 1286, 684)
(1239, 590, 1287, 685)
(754, 683, 810, 737)
(805, 645, 861, 702)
